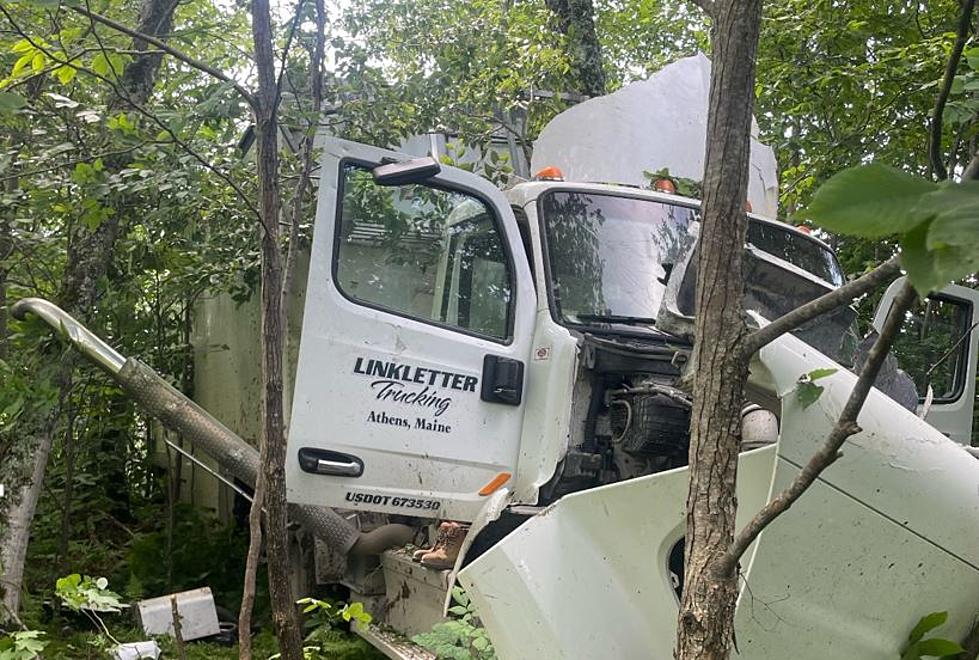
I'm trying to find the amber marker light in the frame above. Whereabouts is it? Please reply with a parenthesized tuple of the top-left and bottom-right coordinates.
(478, 472, 512, 496)
(533, 166, 564, 181)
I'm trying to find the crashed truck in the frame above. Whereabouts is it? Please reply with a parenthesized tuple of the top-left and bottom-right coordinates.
(15, 55, 979, 659)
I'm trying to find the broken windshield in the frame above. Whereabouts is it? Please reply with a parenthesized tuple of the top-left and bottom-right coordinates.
(540, 191, 697, 329)
(540, 190, 847, 338)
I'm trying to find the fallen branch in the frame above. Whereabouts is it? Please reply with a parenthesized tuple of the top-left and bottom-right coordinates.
(716, 280, 917, 577)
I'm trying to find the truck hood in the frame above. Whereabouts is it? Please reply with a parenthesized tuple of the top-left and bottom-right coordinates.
(458, 330, 979, 659)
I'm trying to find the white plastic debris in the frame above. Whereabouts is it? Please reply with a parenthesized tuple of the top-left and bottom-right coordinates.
(136, 587, 220, 641)
(531, 53, 780, 218)
(112, 641, 161, 660)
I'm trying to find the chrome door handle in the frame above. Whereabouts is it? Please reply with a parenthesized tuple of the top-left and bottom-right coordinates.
(297, 448, 364, 478)
(315, 458, 361, 477)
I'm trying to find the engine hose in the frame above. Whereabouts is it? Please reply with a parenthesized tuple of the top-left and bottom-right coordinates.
(12, 298, 408, 558)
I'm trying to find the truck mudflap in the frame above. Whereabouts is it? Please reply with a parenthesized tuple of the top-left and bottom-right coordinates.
(457, 331, 979, 660)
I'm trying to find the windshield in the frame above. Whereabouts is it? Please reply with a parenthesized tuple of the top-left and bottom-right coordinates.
(540, 191, 697, 327)
(540, 190, 847, 335)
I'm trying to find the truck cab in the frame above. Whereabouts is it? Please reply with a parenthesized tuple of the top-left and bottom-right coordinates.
(286, 138, 978, 519)
(284, 138, 979, 659)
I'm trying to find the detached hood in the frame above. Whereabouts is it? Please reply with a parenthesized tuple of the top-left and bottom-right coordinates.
(459, 330, 979, 659)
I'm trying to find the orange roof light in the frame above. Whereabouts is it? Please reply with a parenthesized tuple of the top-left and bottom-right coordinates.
(478, 472, 512, 496)
(534, 166, 564, 181)
(653, 178, 676, 194)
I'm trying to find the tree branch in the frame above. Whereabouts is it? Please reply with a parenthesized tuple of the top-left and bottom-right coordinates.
(282, 0, 324, 304)
(962, 147, 979, 180)
(68, 4, 255, 107)
(0, 10, 261, 221)
(928, 0, 976, 181)
(742, 254, 902, 356)
(716, 281, 918, 578)
(274, 0, 308, 114)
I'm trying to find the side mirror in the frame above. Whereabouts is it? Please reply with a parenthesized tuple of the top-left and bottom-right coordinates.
(371, 157, 441, 186)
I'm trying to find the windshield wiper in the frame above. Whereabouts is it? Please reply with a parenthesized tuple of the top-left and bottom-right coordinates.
(574, 314, 657, 326)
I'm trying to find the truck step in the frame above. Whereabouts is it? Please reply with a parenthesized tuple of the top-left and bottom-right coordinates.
(354, 622, 436, 660)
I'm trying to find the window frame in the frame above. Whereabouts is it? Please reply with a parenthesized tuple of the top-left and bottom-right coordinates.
(898, 293, 975, 405)
(330, 158, 518, 345)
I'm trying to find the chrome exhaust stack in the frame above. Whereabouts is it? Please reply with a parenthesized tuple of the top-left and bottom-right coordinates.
(12, 297, 411, 556)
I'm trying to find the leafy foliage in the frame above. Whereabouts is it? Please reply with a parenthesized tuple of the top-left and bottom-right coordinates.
(900, 611, 965, 660)
(267, 597, 374, 660)
(805, 164, 979, 294)
(0, 630, 47, 660)
(54, 574, 124, 613)
(413, 587, 495, 660)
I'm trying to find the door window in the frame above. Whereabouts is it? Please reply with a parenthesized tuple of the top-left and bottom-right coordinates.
(335, 164, 513, 341)
(890, 296, 974, 402)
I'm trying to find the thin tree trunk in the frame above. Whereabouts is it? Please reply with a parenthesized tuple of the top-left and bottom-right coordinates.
(543, 0, 606, 97)
(674, 0, 762, 658)
(0, 428, 56, 617)
(56, 400, 76, 571)
(241, 1, 303, 658)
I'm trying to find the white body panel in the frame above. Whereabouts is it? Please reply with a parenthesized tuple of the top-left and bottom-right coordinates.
(531, 54, 780, 218)
(286, 139, 537, 521)
(460, 331, 979, 659)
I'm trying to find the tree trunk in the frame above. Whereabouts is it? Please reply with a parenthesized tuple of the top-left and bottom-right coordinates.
(674, 1, 762, 658)
(544, 0, 606, 97)
(245, 1, 304, 658)
(0, 0, 179, 621)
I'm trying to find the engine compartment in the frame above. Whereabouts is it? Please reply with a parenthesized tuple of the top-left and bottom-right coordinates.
(539, 333, 779, 505)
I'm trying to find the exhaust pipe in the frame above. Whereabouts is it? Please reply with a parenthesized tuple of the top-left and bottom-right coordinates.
(12, 298, 411, 556)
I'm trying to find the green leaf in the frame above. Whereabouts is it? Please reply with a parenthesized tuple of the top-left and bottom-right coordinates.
(55, 65, 77, 85)
(91, 52, 110, 76)
(900, 221, 979, 295)
(452, 586, 470, 608)
(796, 381, 825, 409)
(807, 368, 838, 381)
(0, 92, 26, 116)
(11, 53, 33, 78)
(911, 638, 964, 657)
(919, 182, 979, 251)
(30, 52, 45, 74)
(908, 611, 949, 645)
(803, 164, 937, 238)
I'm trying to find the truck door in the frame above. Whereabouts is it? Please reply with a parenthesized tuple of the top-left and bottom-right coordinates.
(285, 138, 537, 522)
(874, 278, 979, 445)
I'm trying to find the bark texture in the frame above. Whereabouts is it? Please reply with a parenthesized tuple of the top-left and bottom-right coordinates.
(0, 0, 178, 620)
(244, 1, 303, 657)
(674, 0, 762, 658)
(544, 0, 606, 97)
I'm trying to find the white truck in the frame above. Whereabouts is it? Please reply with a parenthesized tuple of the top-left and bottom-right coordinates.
(16, 135, 979, 658)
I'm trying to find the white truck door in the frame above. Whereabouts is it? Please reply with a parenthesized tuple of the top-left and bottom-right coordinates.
(286, 139, 536, 522)
(874, 278, 979, 445)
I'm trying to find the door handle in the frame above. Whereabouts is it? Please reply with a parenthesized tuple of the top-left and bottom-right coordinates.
(298, 448, 364, 477)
